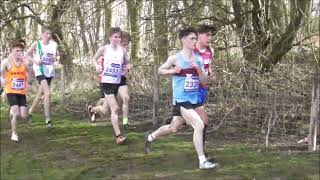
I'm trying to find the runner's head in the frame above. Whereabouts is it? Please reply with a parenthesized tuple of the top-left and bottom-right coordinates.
(41, 26, 52, 42)
(9, 39, 25, 60)
(120, 31, 131, 51)
(178, 27, 198, 50)
(17, 39, 27, 48)
(195, 24, 216, 47)
(109, 27, 122, 46)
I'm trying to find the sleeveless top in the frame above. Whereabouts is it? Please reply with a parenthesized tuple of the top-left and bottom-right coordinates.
(100, 44, 124, 84)
(172, 52, 203, 105)
(5, 56, 27, 95)
(33, 40, 58, 77)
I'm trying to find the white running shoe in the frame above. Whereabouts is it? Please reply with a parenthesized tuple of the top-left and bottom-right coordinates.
(11, 133, 19, 142)
(199, 160, 219, 169)
(46, 120, 52, 128)
(91, 113, 96, 122)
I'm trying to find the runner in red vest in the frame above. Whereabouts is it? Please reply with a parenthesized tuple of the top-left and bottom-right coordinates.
(194, 24, 217, 160)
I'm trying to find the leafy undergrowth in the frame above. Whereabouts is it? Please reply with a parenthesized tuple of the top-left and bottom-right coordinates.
(0, 106, 319, 180)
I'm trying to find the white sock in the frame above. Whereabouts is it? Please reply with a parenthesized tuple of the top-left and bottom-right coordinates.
(46, 118, 51, 124)
(148, 134, 154, 142)
(198, 155, 207, 164)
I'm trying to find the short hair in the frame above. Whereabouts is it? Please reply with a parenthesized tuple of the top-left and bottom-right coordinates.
(109, 27, 122, 37)
(41, 26, 51, 33)
(178, 27, 197, 40)
(10, 39, 25, 50)
(17, 39, 26, 46)
(195, 25, 217, 35)
(121, 31, 131, 42)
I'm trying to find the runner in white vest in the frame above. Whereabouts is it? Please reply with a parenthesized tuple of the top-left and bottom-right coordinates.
(26, 26, 60, 128)
(88, 27, 128, 145)
(90, 32, 132, 127)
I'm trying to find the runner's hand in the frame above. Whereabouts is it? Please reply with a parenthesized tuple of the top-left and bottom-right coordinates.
(171, 66, 181, 74)
(95, 64, 102, 73)
(35, 59, 42, 65)
(209, 72, 216, 81)
(190, 61, 198, 69)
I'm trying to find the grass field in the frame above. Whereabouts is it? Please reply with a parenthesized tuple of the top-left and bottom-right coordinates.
(0, 106, 319, 180)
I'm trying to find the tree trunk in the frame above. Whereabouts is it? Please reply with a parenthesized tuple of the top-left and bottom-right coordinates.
(231, 0, 311, 73)
(94, 0, 101, 50)
(126, 0, 142, 63)
(308, 72, 319, 151)
(152, 0, 168, 127)
(103, 0, 113, 44)
(264, 0, 311, 71)
(49, 0, 72, 74)
(76, 3, 89, 55)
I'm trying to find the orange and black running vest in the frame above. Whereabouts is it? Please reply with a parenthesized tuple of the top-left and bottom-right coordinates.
(4, 56, 27, 95)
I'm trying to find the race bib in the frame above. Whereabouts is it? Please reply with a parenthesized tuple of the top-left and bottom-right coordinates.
(42, 53, 55, 65)
(103, 63, 121, 78)
(11, 78, 25, 90)
(184, 74, 199, 92)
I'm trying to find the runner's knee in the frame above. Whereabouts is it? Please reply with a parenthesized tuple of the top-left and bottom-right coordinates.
(11, 111, 20, 119)
(111, 106, 119, 114)
(20, 113, 28, 119)
(123, 95, 129, 103)
(193, 120, 204, 132)
(169, 126, 179, 133)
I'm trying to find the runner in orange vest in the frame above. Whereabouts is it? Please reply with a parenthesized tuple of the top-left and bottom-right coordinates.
(1, 40, 32, 142)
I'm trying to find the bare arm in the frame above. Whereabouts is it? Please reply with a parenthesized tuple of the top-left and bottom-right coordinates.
(158, 55, 181, 75)
(0, 59, 8, 86)
(191, 60, 208, 84)
(56, 49, 61, 63)
(208, 47, 216, 80)
(26, 42, 41, 65)
(92, 47, 104, 65)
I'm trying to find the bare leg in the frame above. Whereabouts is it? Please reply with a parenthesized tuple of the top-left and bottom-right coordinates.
(118, 85, 129, 125)
(195, 106, 208, 125)
(29, 87, 43, 114)
(105, 94, 121, 136)
(180, 107, 205, 157)
(92, 97, 109, 116)
(10, 105, 20, 134)
(40, 80, 51, 123)
(150, 116, 184, 140)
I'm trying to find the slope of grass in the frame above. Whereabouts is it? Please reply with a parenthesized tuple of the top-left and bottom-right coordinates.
(0, 106, 319, 180)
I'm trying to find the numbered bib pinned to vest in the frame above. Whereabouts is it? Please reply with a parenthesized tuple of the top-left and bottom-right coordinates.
(11, 78, 25, 90)
(42, 53, 55, 65)
(184, 74, 199, 92)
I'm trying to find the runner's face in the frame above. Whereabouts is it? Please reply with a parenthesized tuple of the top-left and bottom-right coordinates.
(11, 47, 24, 60)
(42, 30, 52, 41)
(120, 40, 129, 52)
(110, 33, 121, 46)
(182, 33, 197, 50)
(197, 32, 212, 47)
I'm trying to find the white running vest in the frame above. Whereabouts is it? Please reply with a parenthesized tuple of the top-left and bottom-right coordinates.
(100, 44, 124, 84)
(33, 40, 58, 77)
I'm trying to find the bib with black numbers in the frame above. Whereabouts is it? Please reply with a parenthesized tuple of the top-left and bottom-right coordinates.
(41, 53, 55, 65)
(184, 74, 199, 92)
(11, 78, 25, 90)
(104, 63, 121, 78)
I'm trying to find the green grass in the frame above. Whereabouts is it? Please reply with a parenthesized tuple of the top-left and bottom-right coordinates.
(0, 106, 319, 180)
